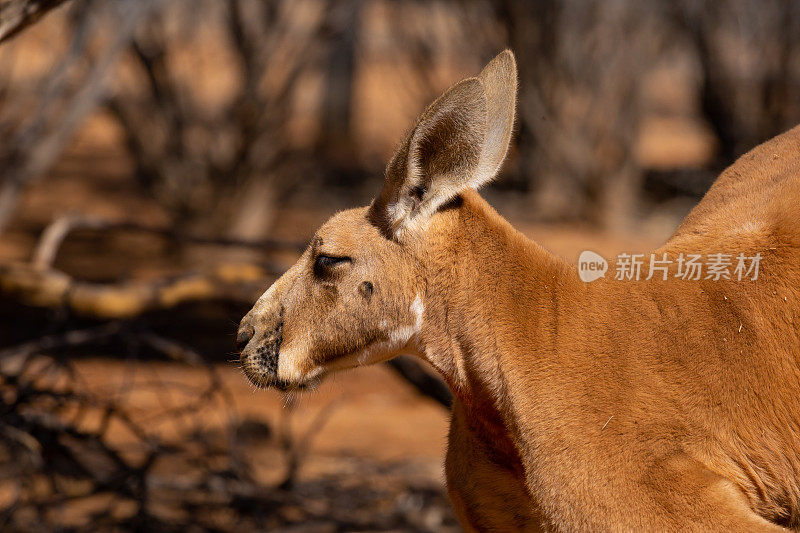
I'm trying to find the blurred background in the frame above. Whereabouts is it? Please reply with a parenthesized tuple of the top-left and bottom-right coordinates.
(1, 0, 799, 530)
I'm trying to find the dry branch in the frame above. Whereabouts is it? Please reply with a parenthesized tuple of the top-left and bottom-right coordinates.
(0, 321, 248, 530)
(105, 0, 325, 226)
(0, 213, 295, 318)
(0, 0, 70, 43)
(32, 214, 304, 270)
(0, 0, 156, 234)
(0, 261, 272, 319)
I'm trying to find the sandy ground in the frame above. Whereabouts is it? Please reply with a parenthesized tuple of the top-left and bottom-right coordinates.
(73, 358, 450, 471)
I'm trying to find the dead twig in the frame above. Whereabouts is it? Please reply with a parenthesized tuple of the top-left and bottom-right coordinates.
(0, 319, 250, 530)
(0, 0, 72, 43)
(277, 395, 343, 491)
(32, 214, 306, 270)
(0, 0, 157, 234)
(0, 322, 121, 374)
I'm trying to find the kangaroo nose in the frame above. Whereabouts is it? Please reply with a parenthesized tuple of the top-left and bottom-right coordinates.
(236, 323, 255, 352)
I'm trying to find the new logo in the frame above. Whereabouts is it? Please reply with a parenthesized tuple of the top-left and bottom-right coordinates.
(578, 250, 608, 283)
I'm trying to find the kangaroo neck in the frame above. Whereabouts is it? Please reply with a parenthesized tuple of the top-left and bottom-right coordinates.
(418, 191, 580, 431)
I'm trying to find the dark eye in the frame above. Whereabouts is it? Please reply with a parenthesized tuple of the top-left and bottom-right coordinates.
(314, 254, 351, 277)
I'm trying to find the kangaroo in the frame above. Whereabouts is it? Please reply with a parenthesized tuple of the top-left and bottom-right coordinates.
(237, 50, 800, 531)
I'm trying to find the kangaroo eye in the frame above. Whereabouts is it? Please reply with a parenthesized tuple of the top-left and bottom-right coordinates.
(314, 255, 351, 277)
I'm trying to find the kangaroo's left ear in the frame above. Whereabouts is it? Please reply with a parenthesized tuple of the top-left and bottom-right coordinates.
(371, 50, 518, 238)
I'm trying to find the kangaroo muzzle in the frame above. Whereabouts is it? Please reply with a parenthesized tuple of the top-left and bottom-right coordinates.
(237, 317, 286, 390)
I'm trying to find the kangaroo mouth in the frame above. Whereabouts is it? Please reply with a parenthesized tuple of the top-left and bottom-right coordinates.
(241, 365, 317, 392)
(240, 346, 322, 392)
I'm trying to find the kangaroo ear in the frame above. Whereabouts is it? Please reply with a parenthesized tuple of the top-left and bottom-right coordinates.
(476, 49, 518, 182)
(371, 50, 518, 238)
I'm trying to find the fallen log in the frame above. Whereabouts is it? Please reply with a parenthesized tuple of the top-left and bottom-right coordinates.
(0, 261, 271, 319)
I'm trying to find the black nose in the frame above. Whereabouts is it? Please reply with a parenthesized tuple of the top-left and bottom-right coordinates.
(236, 323, 255, 352)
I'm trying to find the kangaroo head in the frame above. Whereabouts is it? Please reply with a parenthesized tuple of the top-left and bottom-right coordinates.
(237, 51, 517, 391)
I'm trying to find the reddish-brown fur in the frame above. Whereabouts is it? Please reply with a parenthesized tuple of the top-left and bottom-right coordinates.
(238, 51, 800, 531)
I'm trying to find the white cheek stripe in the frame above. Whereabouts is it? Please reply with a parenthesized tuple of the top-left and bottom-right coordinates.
(411, 294, 424, 329)
(354, 293, 425, 366)
(277, 294, 425, 383)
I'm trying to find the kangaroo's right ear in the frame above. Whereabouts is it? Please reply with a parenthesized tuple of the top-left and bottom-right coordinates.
(370, 50, 517, 239)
